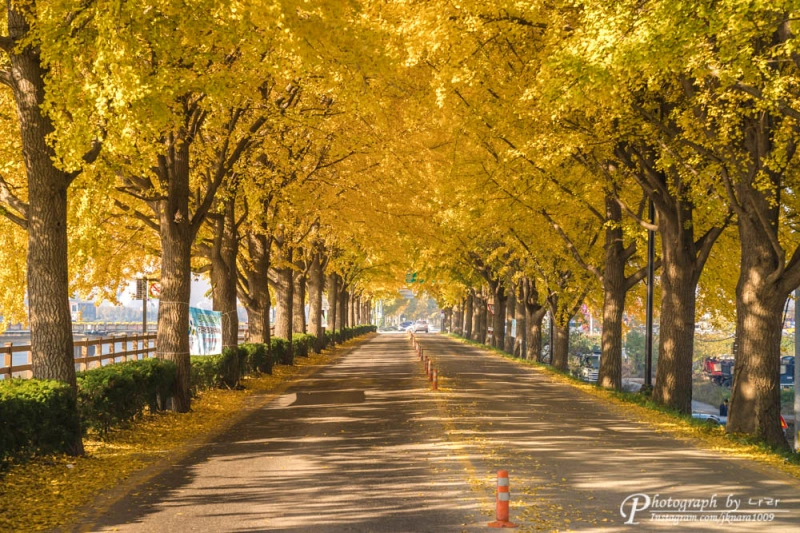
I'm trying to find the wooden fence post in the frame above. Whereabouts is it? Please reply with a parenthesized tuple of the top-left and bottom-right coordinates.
(3, 342, 12, 378)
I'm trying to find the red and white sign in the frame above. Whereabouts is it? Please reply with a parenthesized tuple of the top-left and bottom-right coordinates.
(148, 281, 162, 299)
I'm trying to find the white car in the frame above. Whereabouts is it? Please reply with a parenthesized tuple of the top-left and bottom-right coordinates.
(413, 320, 429, 333)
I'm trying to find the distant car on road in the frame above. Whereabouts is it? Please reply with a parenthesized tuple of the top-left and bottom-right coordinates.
(413, 320, 429, 333)
(399, 321, 414, 331)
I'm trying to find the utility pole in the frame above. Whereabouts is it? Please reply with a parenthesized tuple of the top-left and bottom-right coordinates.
(645, 201, 655, 390)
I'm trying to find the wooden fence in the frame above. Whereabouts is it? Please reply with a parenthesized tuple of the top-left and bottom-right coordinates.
(1, 333, 157, 379)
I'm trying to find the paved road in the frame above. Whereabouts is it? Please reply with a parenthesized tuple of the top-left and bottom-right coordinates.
(84, 335, 800, 532)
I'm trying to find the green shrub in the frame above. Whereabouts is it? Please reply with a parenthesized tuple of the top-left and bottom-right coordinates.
(292, 334, 316, 357)
(77, 358, 177, 436)
(0, 379, 80, 461)
(271, 337, 293, 365)
(219, 347, 239, 388)
(239, 343, 272, 374)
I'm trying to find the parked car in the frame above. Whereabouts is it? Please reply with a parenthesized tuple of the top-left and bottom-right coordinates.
(692, 413, 727, 426)
(691, 412, 789, 436)
(413, 320, 429, 333)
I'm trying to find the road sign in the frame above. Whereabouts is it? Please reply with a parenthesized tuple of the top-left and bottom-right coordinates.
(135, 279, 147, 300)
(148, 281, 162, 299)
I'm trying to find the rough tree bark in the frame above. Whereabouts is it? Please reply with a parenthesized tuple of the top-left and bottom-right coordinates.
(487, 280, 507, 349)
(273, 243, 294, 354)
(504, 282, 515, 353)
(292, 269, 306, 335)
(726, 160, 792, 447)
(514, 280, 526, 358)
(471, 292, 482, 342)
(338, 283, 348, 332)
(238, 229, 271, 345)
(326, 272, 338, 344)
(478, 292, 489, 344)
(3, 4, 85, 454)
(307, 251, 325, 352)
(523, 277, 547, 361)
(210, 196, 239, 354)
(463, 293, 474, 339)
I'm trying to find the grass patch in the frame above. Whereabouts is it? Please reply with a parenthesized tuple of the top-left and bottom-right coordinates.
(0, 334, 372, 533)
(445, 333, 800, 481)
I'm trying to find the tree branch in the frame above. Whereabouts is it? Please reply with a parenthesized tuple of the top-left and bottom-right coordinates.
(0, 174, 29, 228)
(114, 199, 160, 232)
(0, 69, 12, 89)
(540, 210, 603, 283)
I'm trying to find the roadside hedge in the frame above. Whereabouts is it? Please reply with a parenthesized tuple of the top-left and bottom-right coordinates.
(0, 379, 80, 461)
(292, 334, 316, 357)
(238, 343, 272, 375)
(77, 358, 176, 436)
(270, 337, 293, 366)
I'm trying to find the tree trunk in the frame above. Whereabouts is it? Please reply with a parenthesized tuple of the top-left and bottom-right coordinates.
(463, 293, 473, 339)
(210, 197, 239, 353)
(523, 278, 546, 361)
(487, 279, 507, 349)
(155, 134, 193, 413)
(292, 269, 306, 335)
(552, 324, 570, 371)
(273, 247, 294, 359)
(326, 272, 338, 344)
(349, 293, 357, 326)
(652, 218, 699, 414)
(514, 281, 526, 357)
(727, 207, 789, 448)
(471, 294, 481, 342)
(504, 283, 515, 353)
(338, 283, 348, 332)
(479, 293, 489, 344)
(8, 6, 82, 454)
(597, 285, 624, 390)
(241, 232, 271, 345)
(307, 252, 325, 352)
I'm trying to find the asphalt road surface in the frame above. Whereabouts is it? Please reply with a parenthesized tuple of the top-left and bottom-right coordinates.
(83, 335, 800, 532)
